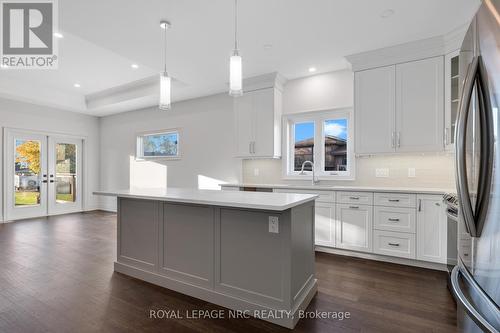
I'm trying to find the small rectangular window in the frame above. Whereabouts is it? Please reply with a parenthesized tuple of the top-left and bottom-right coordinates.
(137, 130, 180, 159)
(294, 122, 315, 171)
(324, 119, 348, 172)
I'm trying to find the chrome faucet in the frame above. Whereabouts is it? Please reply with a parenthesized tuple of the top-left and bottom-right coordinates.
(299, 160, 319, 185)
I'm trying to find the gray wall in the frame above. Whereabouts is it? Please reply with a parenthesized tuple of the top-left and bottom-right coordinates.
(99, 93, 242, 211)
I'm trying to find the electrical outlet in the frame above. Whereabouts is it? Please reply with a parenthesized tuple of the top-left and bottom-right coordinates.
(254, 168, 260, 176)
(269, 216, 279, 233)
(375, 168, 389, 178)
(408, 168, 416, 178)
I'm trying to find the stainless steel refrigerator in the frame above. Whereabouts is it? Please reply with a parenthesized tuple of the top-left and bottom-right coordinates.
(451, 1, 500, 332)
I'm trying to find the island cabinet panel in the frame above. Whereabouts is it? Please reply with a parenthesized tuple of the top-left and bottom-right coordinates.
(118, 198, 159, 271)
(159, 203, 214, 288)
(215, 208, 289, 308)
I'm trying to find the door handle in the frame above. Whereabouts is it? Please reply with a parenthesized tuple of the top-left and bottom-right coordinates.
(450, 265, 500, 333)
(455, 56, 494, 237)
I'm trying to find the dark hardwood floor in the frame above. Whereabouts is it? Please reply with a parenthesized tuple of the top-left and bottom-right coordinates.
(0, 211, 457, 332)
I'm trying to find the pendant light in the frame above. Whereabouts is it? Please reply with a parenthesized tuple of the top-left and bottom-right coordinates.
(159, 20, 172, 110)
(229, 0, 242, 96)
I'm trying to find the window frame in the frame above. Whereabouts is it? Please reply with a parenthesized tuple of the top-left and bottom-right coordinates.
(282, 108, 355, 180)
(136, 128, 181, 160)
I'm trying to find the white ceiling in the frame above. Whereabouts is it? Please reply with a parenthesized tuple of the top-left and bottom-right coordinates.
(0, 0, 481, 116)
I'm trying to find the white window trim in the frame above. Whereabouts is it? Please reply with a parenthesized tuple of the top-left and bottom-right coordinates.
(282, 108, 355, 180)
(136, 128, 182, 161)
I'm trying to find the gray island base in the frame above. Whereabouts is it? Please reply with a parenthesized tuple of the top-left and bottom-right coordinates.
(94, 189, 318, 329)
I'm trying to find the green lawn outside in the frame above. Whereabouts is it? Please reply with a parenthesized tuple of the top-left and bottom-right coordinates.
(15, 192, 74, 205)
(15, 192, 39, 205)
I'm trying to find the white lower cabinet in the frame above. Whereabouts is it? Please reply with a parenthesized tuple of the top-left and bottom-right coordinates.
(335, 204, 373, 253)
(416, 195, 447, 263)
(373, 230, 416, 259)
(314, 203, 336, 247)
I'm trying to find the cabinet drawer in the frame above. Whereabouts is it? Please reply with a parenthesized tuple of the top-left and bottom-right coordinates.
(337, 191, 373, 205)
(373, 230, 416, 259)
(374, 206, 416, 233)
(274, 188, 334, 203)
(374, 193, 416, 208)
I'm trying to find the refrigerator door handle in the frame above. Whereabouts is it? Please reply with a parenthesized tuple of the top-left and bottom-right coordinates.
(451, 265, 500, 333)
(455, 57, 479, 237)
(474, 56, 495, 237)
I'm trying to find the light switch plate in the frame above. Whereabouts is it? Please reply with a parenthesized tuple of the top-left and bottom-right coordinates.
(269, 216, 279, 233)
(375, 168, 389, 178)
(408, 168, 416, 178)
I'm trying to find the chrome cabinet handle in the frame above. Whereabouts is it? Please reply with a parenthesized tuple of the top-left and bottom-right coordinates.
(388, 242, 400, 247)
(388, 218, 400, 222)
(391, 131, 395, 148)
(249, 142, 252, 154)
(388, 199, 400, 202)
(350, 196, 360, 200)
(418, 199, 422, 212)
(349, 206, 359, 209)
(397, 132, 401, 148)
(444, 127, 449, 146)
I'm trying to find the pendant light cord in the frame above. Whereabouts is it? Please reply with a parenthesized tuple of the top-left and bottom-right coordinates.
(163, 25, 167, 73)
(234, 0, 238, 51)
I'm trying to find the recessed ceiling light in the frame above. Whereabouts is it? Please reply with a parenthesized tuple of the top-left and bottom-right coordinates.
(53, 32, 64, 38)
(380, 9, 394, 18)
(308, 67, 317, 73)
(160, 21, 171, 30)
(73, 83, 81, 88)
(131, 64, 139, 69)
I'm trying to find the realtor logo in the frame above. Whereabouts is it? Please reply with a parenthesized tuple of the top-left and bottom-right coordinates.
(1, 0, 58, 68)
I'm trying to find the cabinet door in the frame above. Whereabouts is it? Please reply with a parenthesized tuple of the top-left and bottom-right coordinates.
(253, 88, 276, 157)
(416, 195, 447, 263)
(234, 93, 255, 157)
(315, 203, 335, 247)
(444, 50, 460, 151)
(355, 65, 396, 154)
(335, 204, 373, 252)
(396, 57, 444, 152)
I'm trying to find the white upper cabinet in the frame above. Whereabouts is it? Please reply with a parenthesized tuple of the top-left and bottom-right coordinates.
(444, 50, 460, 151)
(395, 57, 444, 152)
(348, 37, 448, 155)
(234, 74, 284, 159)
(355, 66, 396, 154)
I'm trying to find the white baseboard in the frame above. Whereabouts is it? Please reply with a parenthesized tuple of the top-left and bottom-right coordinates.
(315, 246, 447, 271)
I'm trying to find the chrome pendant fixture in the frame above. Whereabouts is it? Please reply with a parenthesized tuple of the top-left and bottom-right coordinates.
(159, 20, 172, 110)
(229, 0, 242, 96)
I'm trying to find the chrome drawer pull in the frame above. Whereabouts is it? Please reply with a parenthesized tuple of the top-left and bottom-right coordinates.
(349, 206, 359, 209)
(388, 218, 400, 222)
(388, 242, 400, 247)
(349, 196, 360, 200)
(388, 199, 400, 202)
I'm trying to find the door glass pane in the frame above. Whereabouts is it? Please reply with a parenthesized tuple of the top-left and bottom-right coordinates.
(55, 143, 77, 203)
(324, 119, 348, 171)
(15, 140, 41, 206)
(294, 122, 315, 171)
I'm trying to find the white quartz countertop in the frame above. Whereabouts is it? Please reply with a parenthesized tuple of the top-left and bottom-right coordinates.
(220, 183, 455, 195)
(94, 188, 318, 211)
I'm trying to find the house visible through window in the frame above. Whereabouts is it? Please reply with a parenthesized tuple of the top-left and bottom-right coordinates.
(285, 109, 353, 179)
(137, 130, 180, 159)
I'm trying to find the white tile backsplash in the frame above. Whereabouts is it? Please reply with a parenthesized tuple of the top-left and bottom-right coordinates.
(242, 153, 455, 189)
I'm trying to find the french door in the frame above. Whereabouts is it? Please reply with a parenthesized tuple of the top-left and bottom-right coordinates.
(5, 129, 83, 220)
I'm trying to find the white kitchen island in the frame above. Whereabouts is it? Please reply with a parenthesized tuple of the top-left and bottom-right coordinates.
(94, 188, 318, 329)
